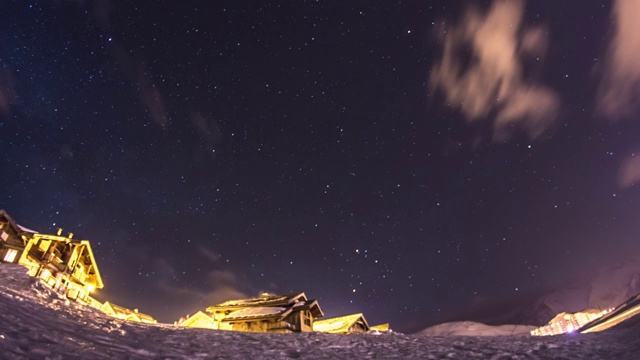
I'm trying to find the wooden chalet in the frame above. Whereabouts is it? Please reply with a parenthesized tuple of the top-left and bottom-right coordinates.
(0, 210, 103, 305)
(313, 313, 370, 334)
(182, 292, 324, 333)
(101, 301, 157, 324)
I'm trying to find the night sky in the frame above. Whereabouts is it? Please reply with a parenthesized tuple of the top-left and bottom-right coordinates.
(2, 0, 640, 333)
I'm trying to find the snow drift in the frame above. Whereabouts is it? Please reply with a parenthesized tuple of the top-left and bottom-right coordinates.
(418, 321, 535, 337)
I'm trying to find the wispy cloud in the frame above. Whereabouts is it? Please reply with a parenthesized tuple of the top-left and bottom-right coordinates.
(0, 67, 19, 118)
(198, 245, 222, 263)
(597, 0, 640, 119)
(72, 0, 169, 131)
(618, 153, 640, 188)
(191, 112, 222, 160)
(157, 268, 249, 320)
(429, 0, 559, 142)
(109, 45, 169, 130)
(151, 248, 265, 321)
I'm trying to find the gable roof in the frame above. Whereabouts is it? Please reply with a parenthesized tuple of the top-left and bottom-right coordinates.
(178, 311, 215, 327)
(313, 313, 369, 333)
(77, 239, 104, 289)
(292, 299, 324, 318)
(0, 210, 35, 236)
(369, 323, 390, 332)
(223, 306, 288, 321)
(31, 233, 104, 289)
(101, 301, 156, 323)
(211, 292, 308, 309)
(206, 292, 324, 322)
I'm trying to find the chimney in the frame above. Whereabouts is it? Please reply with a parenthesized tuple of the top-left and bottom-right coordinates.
(68, 232, 74, 239)
(57, 228, 63, 236)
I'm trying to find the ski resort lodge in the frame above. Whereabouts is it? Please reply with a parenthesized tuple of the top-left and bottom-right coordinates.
(178, 292, 324, 333)
(0, 210, 103, 306)
(0, 210, 155, 324)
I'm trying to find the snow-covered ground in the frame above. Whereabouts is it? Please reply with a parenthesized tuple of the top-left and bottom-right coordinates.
(1, 265, 640, 359)
(418, 321, 535, 337)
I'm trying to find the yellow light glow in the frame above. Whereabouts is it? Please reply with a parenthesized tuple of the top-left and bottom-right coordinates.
(41, 268, 51, 280)
(87, 284, 95, 292)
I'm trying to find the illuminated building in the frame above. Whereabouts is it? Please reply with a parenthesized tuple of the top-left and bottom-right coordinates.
(0, 209, 154, 324)
(178, 292, 324, 333)
(176, 311, 216, 329)
(313, 313, 370, 334)
(100, 301, 157, 324)
(580, 293, 640, 333)
(530, 308, 612, 336)
(0, 210, 103, 305)
(369, 323, 390, 332)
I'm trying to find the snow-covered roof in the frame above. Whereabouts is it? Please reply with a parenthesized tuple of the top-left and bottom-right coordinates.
(213, 292, 307, 308)
(313, 313, 369, 333)
(101, 301, 156, 323)
(17, 224, 38, 234)
(223, 306, 288, 321)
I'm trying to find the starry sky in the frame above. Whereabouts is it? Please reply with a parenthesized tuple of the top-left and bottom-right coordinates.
(2, 0, 640, 333)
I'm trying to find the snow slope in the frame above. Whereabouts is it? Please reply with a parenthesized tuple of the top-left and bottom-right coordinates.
(2, 264, 640, 359)
(418, 321, 535, 337)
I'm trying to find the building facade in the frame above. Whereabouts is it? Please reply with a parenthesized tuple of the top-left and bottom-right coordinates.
(530, 309, 612, 336)
(0, 210, 103, 305)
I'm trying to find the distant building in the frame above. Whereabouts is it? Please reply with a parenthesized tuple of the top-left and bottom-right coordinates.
(369, 323, 390, 333)
(176, 311, 216, 329)
(530, 309, 612, 336)
(101, 301, 157, 324)
(313, 313, 370, 334)
(580, 293, 640, 334)
(0, 210, 103, 305)
(178, 292, 324, 333)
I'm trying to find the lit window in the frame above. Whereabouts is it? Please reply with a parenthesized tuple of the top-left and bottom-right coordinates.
(41, 268, 52, 280)
(3, 249, 18, 262)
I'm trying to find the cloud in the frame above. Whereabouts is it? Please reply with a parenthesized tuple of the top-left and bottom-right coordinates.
(138, 66, 169, 130)
(618, 154, 640, 188)
(110, 45, 168, 130)
(191, 112, 222, 159)
(198, 245, 222, 263)
(0, 67, 19, 118)
(429, 0, 559, 142)
(597, 0, 640, 119)
(156, 268, 250, 320)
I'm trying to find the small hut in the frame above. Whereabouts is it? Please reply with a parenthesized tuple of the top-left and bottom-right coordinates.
(177, 311, 217, 329)
(369, 323, 390, 333)
(313, 313, 370, 334)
